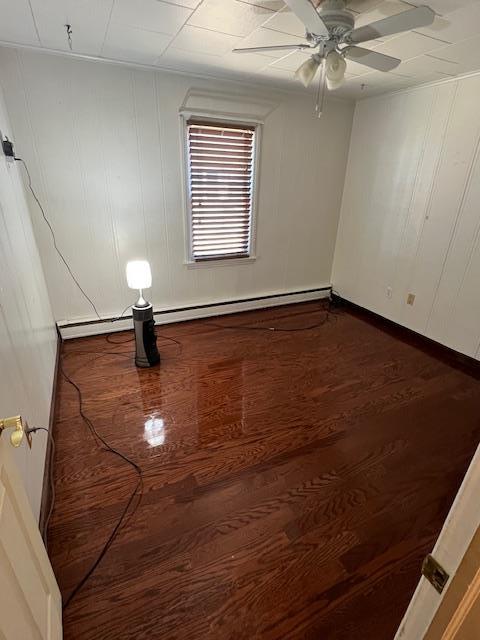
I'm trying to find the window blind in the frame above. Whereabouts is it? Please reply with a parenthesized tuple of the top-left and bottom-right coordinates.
(186, 120, 256, 261)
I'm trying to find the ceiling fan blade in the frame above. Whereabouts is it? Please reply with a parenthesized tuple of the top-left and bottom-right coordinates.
(294, 55, 321, 87)
(346, 5, 435, 44)
(233, 43, 313, 53)
(284, 0, 329, 36)
(344, 46, 400, 71)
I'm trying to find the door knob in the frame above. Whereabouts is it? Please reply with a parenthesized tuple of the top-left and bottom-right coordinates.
(0, 415, 30, 448)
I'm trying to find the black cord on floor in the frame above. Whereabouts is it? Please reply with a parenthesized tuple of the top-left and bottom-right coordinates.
(59, 354, 144, 610)
(105, 331, 183, 351)
(105, 332, 135, 345)
(46, 291, 337, 608)
(204, 299, 339, 333)
(110, 304, 132, 324)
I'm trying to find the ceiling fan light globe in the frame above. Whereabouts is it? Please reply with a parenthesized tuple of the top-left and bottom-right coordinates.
(294, 56, 321, 88)
(325, 50, 346, 89)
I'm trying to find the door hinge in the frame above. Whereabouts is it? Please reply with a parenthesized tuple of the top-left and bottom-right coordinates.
(422, 554, 449, 594)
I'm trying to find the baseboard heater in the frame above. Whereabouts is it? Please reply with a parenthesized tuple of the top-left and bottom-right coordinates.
(58, 286, 332, 339)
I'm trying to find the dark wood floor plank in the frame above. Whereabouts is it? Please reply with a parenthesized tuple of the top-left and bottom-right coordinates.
(48, 301, 480, 639)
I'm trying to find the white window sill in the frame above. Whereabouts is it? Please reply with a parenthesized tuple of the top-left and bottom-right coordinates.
(185, 256, 257, 269)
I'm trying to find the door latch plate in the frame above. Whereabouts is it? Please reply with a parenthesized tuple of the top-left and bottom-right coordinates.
(422, 554, 449, 594)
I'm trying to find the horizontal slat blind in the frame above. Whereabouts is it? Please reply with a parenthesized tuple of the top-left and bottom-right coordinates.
(187, 120, 255, 261)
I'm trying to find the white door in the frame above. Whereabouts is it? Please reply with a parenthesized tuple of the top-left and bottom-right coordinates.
(0, 434, 62, 639)
(395, 444, 480, 639)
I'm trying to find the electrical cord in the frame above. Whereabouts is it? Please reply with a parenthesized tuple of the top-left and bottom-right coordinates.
(59, 354, 144, 610)
(15, 156, 160, 334)
(105, 332, 135, 345)
(110, 304, 132, 324)
(41, 300, 337, 608)
(15, 157, 102, 321)
(204, 299, 340, 333)
(26, 426, 56, 547)
(106, 330, 183, 352)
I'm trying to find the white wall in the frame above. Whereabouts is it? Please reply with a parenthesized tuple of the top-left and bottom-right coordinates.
(0, 80, 57, 520)
(333, 75, 480, 360)
(0, 48, 354, 325)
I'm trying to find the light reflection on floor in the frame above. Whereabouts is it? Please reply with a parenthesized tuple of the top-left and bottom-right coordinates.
(144, 416, 166, 447)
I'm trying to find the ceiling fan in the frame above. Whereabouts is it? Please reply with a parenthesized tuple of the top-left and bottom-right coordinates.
(233, 0, 435, 91)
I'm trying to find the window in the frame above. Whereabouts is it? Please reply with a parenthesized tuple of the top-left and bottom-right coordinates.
(185, 119, 257, 262)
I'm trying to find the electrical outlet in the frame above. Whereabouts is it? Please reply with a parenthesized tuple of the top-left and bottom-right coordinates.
(407, 293, 415, 306)
(386, 286, 392, 299)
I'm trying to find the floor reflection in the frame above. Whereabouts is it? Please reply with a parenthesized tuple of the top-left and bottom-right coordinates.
(143, 415, 166, 447)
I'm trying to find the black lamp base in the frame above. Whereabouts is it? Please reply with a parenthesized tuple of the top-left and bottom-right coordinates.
(132, 303, 160, 368)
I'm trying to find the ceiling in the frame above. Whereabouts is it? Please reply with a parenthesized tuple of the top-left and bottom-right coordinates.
(1, 0, 480, 99)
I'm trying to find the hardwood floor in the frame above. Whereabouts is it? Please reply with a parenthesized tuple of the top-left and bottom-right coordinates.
(49, 301, 480, 639)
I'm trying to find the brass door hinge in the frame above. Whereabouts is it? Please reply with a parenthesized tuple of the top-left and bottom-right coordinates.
(422, 554, 449, 594)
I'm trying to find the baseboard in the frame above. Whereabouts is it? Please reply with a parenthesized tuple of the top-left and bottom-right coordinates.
(38, 326, 61, 540)
(333, 294, 480, 375)
(58, 286, 332, 339)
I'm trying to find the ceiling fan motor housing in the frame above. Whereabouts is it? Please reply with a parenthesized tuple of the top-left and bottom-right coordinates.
(318, 0, 355, 39)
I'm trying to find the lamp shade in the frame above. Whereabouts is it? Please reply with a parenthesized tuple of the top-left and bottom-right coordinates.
(295, 55, 321, 88)
(325, 51, 346, 90)
(126, 260, 152, 290)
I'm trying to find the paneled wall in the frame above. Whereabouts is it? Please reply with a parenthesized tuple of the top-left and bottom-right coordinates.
(0, 48, 354, 325)
(0, 81, 57, 520)
(333, 75, 480, 360)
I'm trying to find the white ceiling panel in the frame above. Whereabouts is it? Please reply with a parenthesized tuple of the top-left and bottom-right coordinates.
(261, 6, 307, 37)
(0, 0, 40, 45)
(222, 51, 272, 72)
(29, 0, 113, 55)
(372, 32, 447, 61)
(1, 0, 480, 98)
(111, 0, 193, 36)
(102, 23, 172, 64)
(346, 0, 384, 13)
(416, 3, 480, 44)
(412, 0, 479, 16)
(170, 25, 241, 56)
(240, 0, 286, 10)
(400, 52, 459, 75)
(431, 35, 480, 74)
(166, 0, 203, 8)
(187, 0, 273, 37)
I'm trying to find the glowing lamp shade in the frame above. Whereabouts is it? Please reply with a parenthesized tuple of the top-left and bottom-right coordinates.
(126, 260, 152, 291)
(325, 51, 346, 90)
(295, 55, 321, 88)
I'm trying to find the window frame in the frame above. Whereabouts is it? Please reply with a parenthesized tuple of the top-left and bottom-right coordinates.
(180, 112, 262, 267)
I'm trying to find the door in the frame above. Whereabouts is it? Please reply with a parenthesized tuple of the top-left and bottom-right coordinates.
(424, 524, 480, 640)
(395, 444, 480, 639)
(0, 434, 62, 639)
